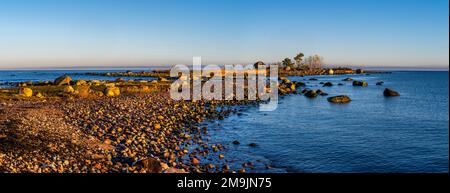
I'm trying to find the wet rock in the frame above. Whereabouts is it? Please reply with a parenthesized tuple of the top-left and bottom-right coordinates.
(327, 95, 351, 103)
(376, 81, 384, 85)
(304, 90, 318, 98)
(232, 140, 240, 145)
(383, 88, 400, 97)
(323, 82, 333, 87)
(338, 83, 344, 86)
(352, 81, 368, 87)
(295, 82, 306, 87)
(248, 143, 258, 147)
(342, 78, 353, 81)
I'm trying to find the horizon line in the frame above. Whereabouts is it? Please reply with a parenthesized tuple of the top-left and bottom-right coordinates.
(0, 64, 448, 71)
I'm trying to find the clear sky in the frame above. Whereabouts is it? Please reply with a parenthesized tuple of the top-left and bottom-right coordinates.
(0, 0, 448, 69)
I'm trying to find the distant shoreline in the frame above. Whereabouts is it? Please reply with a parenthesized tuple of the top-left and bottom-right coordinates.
(0, 65, 448, 72)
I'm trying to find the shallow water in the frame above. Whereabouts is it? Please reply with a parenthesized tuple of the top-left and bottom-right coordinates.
(0, 68, 165, 87)
(203, 71, 449, 173)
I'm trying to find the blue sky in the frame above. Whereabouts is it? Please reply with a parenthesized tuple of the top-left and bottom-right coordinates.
(0, 0, 448, 69)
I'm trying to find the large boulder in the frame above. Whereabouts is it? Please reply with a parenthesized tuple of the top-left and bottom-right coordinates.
(105, 87, 120, 97)
(304, 90, 318, 98)
(323, 82, 333, 87)
(75, 86, 91, 98)
(383, 88, 400, 97)
(352, 81, 368, 87)
(19, 87, 33, 97)
(54, 75, 72, 86)
(328, 95, 351, 103)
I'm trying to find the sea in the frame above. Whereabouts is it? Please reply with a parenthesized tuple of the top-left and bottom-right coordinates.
(0, 69, 448, 173)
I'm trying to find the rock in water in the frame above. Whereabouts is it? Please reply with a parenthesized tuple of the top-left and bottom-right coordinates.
(54, 75, 72, 86)
(376, 81, 384, 85)
(304, 90, 318, 98)
(383, 88, 400, 97)
(323, 82, 333, 87)
(248, 143, 258, 147)
(327, 95, 351, 103)
(352, 81, 368, 87)
(342, 78, 353, 81)
(19, 87, 33, 97)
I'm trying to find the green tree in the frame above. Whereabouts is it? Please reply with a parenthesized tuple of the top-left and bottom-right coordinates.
(282, 58, 294, 69)
(294, 53, 304, 67)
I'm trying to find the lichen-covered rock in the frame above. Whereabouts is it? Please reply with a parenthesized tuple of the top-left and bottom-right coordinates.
(75, 86, 91, 98)
(35, 92, 44, 98)
(105, 87, 120, 97)
(75, 80, 87, 86)
(19, 87, 33, 97)
(63, 86, 75, 94)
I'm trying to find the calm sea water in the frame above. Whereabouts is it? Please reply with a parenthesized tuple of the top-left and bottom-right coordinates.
(1, 70, 448, 172)
(202, 71, 449, 173)
(0, 68, 166, 87)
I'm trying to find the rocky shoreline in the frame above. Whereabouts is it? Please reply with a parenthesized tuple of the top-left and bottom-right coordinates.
(0, 71, 400, 173)
(0, 74, 293, 173)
